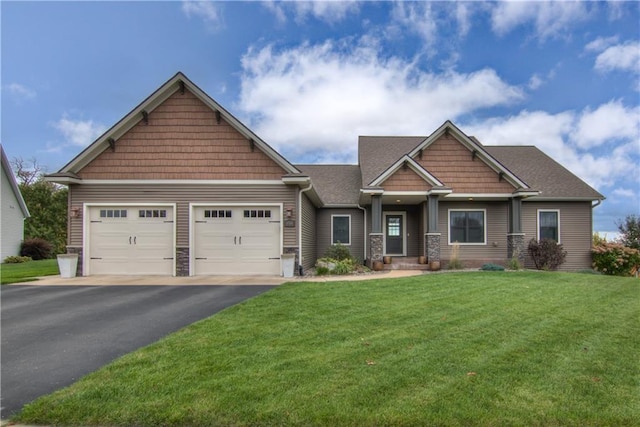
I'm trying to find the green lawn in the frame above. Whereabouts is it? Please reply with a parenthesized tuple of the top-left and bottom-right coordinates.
(15, 272, 640, 426)
(1, 259, 59, 284)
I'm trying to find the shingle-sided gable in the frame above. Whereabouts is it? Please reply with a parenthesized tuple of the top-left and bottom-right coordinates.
(77, 88, 287, 180)
(381, 165, 434, 191)
(414, 133, 518, 193)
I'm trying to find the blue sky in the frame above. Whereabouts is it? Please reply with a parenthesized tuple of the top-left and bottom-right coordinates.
(2, 1, 639, 235)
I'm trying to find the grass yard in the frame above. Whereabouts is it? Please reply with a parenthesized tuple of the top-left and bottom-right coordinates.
(1, 259, 59, 284)
(15, 272, 639, 426)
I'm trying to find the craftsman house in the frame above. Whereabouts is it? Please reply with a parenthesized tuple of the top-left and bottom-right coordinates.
(47, 72, 604, 276)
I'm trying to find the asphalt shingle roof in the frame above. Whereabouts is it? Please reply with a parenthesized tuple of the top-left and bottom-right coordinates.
(484, 146, 604, 199)
(358, 136, 425, 186)
(295, 164, 362, 205)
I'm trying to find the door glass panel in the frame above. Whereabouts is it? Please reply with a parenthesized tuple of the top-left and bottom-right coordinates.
(388, 217, 401, 236)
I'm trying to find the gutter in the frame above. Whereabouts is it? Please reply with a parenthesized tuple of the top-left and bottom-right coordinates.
(592, 199, 602, 208)
(357, 204, 367, 262)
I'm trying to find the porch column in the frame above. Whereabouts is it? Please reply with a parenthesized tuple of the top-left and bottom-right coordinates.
(369, 195, 383, 264)
(507, 197, 525, 264)
(425, 195, 441, 264)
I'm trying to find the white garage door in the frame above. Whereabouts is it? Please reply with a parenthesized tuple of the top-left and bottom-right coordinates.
(193, 206, 281, 275)
(88, 206, 174, 275)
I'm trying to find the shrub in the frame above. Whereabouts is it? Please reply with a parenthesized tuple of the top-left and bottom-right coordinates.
(324, 243, 353, 261)
(592, 241, 640, 276)
(528, 239, 567, 271)
(3, 255, 32, 264)
(315, 257, 356, 275)
(315, 266, 330, 276)
(332, 258, 355, 275)
(480, 263, 505, 271)
(20, 238, 53, 260)
(508, 257, 522, 271)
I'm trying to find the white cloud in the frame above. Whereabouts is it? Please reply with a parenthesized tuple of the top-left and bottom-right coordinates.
(490, 1, 590, 40)
(612, 188, 637, 199)
(572, 100, 640, 149)
(594, 40, 640, 73)
(238, 39, 523, 163)
(181, 0, 222, 30)
(263, 0, 360, 24)
(390, 2, 438, 50)
(584, 36, 619, 53)
(464, 104, 640, 190)
(53, 116, 107, 147)
(527, 74, 544, 90)
(5, 83, 36, 100)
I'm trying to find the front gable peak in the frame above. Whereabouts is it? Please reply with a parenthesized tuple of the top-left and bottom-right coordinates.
(53, 72, 299, 180)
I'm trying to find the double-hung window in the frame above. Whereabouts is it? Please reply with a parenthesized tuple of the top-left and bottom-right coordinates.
(538, 210, 560, 242)
(331, 215, 351, 245)
(449, 210, 486, 244)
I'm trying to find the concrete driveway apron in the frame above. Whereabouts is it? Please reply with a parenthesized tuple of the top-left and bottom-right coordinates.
(1, 284, 276, 418)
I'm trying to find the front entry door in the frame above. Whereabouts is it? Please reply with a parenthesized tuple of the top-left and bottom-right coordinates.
(385, 213, 404, 255)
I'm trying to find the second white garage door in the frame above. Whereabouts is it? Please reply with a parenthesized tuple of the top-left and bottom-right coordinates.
(193, 205, 281, 275)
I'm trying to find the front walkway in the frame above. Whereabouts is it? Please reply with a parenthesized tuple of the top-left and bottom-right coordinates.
(15, 270, 425, 286)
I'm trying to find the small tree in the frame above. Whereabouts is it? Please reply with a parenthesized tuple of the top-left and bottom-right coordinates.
(617, 214, 640, 250)
(12, 157, 68, 255)
(528, 238, 567, 270)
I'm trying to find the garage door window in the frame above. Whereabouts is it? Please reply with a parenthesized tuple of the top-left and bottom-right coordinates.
(244, 209, 272, 218)
(100, 209, 127, 218)
(204, 209, 232, 219)
(139, 209, 167, 218)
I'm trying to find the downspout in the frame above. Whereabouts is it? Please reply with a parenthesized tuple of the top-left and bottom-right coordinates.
(357, 204, 367, 263)
(592, 199, 602, 208)
(298, 181, 314, 274)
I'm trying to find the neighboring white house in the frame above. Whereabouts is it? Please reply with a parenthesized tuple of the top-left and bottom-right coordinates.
(1, 145, 30, 260)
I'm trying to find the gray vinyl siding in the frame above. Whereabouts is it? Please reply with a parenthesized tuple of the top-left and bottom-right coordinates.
(300, 192, 316, 271)
(439, 201, 509, 265)
(522, 201, 593, 270)
(69, 183, 298, 249)
(316, 208, 365, 262)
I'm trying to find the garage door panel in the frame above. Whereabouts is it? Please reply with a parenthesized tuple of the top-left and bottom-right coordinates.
(193, 206, 281, 276)
(88, 206, 174, 276)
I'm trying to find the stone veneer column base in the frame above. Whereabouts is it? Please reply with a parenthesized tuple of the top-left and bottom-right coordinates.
(369, 233, 383, 266)
(507, 233, 526, 264)
(425, 233, 441, 263)
(176, 247, 189, 276)
(283, 247, 300, 276)
(67, 246, 83, 277)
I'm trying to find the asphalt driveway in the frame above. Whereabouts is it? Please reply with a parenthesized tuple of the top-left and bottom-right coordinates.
(0, 285, 276, 418)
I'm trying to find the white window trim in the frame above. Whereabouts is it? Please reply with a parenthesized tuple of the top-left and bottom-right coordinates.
(537, 209, 561, 243)
(331, 214, 351, 246)
(383, 211, 407, 256)
(447, 209, 487, 246)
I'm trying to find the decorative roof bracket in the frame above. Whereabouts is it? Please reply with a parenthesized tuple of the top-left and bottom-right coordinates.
(215, 110, 221, 124)
(249, 139, 255, 152)
(141, 110, 149, 125)
(498, 171, 504, 181)
(472, 150, 478, 160)
(108, 137, 116, 152)
(179, 81, 185, 94)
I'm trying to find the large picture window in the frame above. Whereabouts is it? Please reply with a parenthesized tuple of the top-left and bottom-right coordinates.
(449, 210, 486, 244)
(538, 210, 560, 242)
(332, 215, 351, 245)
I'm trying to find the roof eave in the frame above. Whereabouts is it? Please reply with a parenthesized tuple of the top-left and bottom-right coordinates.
(1, 146, 30, 218)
